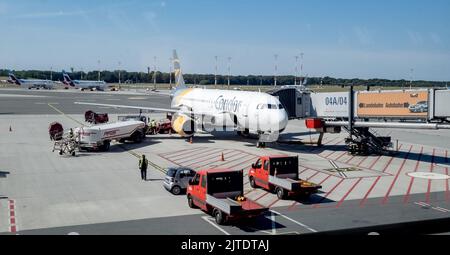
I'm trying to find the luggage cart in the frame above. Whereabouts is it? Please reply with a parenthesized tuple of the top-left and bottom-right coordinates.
(49, 122, 79, 156)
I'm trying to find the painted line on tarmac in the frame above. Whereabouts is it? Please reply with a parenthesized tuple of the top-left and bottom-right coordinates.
(336, 178, 363, 208)
(426, 148, 436, 203)
(446, 150, 449, 202)
(9, 200, 17, 233)
(381, 145, 413, 205)
(270, 210, 317, 233)
(404, 146, 424, 204)
(119, 145, 166, 174)
(47, 103, 85, 126)
(201, 216, 231, 235)
(176, 148, 224, 164)
(313, 178, 345, 208)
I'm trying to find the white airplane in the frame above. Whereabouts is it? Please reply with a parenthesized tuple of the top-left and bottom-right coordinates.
(63, 71, 107, 91)
(7, 72, 55, 89)
(76, 50, 289, 143)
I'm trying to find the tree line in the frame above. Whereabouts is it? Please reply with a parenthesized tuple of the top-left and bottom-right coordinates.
(1, 69, 448, 88)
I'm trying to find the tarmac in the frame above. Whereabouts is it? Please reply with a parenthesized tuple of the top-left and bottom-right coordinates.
(0, 88, 449, 235)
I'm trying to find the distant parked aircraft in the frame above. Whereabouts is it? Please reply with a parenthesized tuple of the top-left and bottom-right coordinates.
(62, 71, 107, 91)
(7, 72, 55, 90)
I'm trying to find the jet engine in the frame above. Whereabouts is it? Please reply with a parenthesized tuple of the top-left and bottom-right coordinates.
(171, 113, 195, 137)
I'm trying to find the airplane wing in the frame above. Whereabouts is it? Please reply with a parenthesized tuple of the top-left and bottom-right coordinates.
(74, 102, 220, 117)
(143, 89, 173, 96)
(74, 102, 179, 113)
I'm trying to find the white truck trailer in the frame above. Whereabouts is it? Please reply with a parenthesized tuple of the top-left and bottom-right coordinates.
(74, 120, 146, 151)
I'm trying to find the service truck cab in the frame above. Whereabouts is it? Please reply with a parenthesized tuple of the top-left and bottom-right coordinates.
(248, 156, 322, 199)
(187, 169, 268, 225)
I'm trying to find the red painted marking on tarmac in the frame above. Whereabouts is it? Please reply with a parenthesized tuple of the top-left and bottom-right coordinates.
(159, 147, 205, 158)
(333, 151, 348, 162)
(164, 147, 208, 160)
(323, 150, 337, 159)
(287, 174, 334, 211)
(254, 192, 270, 202)
(336, 178, 363, 208)
(158, 154, 181, 166)
(403, 146, 424, 204)
(225, 156, 259, 170)
(368, 155, 382, 170)
(323, 137, 339, 146)
(187, 150, 241, 168)
(9, 200, 16, 233)
(357, 155, 370, 167)
(345, 155, 356, 164)
(445, 150, 450, 202)
(313, 178, 345, 208)
(381, 145, 413, 205)
(306, 171, 320, 181)
(176, 148, 225, 164)
(381, 155, 396, 173)
(268, 198, 280, 208)
(425, 148, 436, 203)
(318, 175, 333, 185)
(359, 177, 381, 207)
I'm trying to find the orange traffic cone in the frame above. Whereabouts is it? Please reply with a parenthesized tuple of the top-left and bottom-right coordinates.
(221, 152, 225, 161)
(9, 126, 12, 132)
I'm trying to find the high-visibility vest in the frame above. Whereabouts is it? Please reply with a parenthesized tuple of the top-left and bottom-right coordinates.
(139, 158, 148, 169)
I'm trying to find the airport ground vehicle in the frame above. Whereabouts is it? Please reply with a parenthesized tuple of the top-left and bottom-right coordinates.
(85, 110, 109, 124)
(74, 120, 146, 151)
(248, 156, 322, 199)
(187, 169, 268, 225)
(163, 167, 196, 195)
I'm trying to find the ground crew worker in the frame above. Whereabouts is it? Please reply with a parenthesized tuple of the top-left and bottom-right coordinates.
(68, 128, 74, 139)
(150, 119, 157, 135)
(139, 155, 148, 181)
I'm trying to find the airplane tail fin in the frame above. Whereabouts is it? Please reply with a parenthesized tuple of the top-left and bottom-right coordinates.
(8, 72, 20, 85)
(302, 74, 308, 86)
(62, 70, 74, 86)
(172, 50, 186, 90)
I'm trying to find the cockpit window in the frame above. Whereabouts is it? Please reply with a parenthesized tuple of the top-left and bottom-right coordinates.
(258, 104, 278, 109)
(278, 104, 284, 109)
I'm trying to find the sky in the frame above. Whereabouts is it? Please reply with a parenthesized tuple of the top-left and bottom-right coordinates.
(0, 0, 449, 81)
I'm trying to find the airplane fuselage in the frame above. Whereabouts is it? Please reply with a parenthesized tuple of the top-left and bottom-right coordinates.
(14, 79, 54, 89)
(172, 88, 288, 134)
(71, 80, 107, 91)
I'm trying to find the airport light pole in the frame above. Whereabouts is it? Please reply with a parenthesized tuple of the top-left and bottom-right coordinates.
(410, 68, 414, 90)
(97, 60, 101, 81)
(50, 67, 53, 81)
(227, 57, 232, 90)
(294, 56, 299, 85)
(118, 61, 121, 85)
(274, 54, 278, 87)
(153, 56, 157, 91)
(80, 68, 83, 80)
(214, 56, 218, 89)
(169, 57, 173, 90)
(300, 52, 304, 85)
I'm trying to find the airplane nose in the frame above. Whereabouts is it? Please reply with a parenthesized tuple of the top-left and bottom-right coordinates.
(277, 110, 288, 132)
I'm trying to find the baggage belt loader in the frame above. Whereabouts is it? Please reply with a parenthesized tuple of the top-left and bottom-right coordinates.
(249, 156, 322, 199)
(187, 169, 268, 225)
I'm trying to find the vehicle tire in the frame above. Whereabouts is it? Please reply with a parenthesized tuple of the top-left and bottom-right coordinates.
(171, 186, 181, 195)
(214, 209, 225, 225)
(249, 177, 256, 188)
(102, 140, 110, 151)
(187, 195, 197, 209)
(276, 187, 287, 200)
(132, 131, 144, 143)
